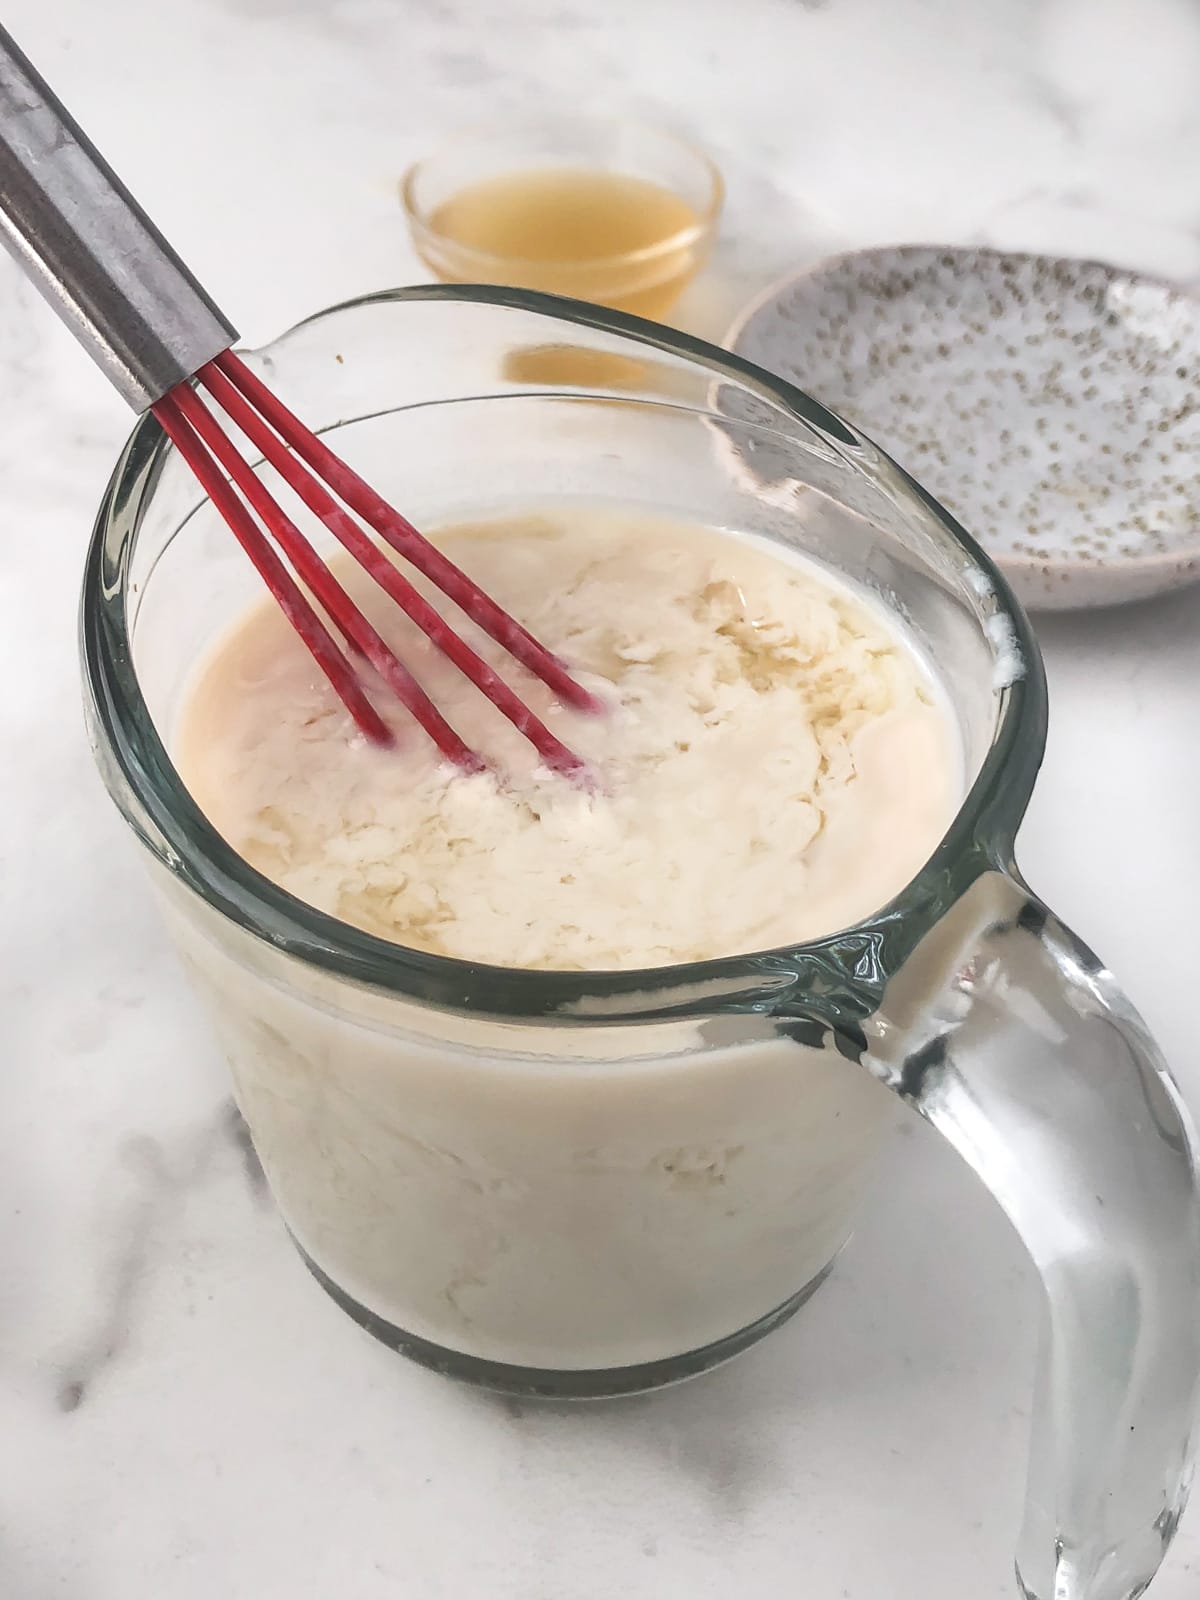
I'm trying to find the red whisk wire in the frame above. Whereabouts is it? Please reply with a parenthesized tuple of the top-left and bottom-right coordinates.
(151, 350, 596, 776)
(167, 384, 483, 772)
(152, 391, 392, 748)
(211, 350, 601, 715)
(196, 357, 585, 777)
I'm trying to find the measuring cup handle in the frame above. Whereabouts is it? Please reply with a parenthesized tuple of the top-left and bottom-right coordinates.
(868, 869, 1200, 1600)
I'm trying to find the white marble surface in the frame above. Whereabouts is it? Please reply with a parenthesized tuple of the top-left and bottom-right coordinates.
(3, 0, 1200, 1595)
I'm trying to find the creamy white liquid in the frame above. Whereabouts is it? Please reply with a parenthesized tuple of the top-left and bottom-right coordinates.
(178, 508, 960, 967)
(167, 507, 962, 1374)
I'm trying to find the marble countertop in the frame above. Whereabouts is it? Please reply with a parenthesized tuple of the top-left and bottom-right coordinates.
(4, 0, 1200, 1595)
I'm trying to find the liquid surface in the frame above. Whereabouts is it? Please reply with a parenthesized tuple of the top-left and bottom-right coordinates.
(430, 169, 698, 263)
(176, 509, 961, 970)
(421, 169, 703, 317)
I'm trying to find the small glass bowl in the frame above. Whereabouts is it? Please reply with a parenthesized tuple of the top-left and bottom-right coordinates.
(400, 116, 723, 320)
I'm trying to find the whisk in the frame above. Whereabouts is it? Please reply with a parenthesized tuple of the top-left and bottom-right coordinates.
(0, 26, 597, 775)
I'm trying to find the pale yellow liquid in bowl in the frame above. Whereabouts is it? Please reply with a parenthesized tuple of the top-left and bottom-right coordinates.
(418, 168, 706, 319)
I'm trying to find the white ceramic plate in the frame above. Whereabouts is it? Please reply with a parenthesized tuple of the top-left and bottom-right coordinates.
(727, 245, 1200, 610)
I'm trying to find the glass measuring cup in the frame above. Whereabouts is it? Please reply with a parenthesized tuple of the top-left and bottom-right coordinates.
(81, 285, 1200, 1600)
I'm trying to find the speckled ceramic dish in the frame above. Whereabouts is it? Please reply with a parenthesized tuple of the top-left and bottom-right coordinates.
(727, 245, 1200, 609)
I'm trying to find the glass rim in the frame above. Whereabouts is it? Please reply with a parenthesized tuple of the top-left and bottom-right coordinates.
(81, 282, 1047, 1025)
(399, 117, 725, 275)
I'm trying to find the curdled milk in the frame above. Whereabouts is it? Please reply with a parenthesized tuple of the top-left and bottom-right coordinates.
(177, 508, 959, 968)
(167, 507, 961, 1378)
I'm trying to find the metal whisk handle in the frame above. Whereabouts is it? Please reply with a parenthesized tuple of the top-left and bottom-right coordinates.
(0, 24, 238, 410)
